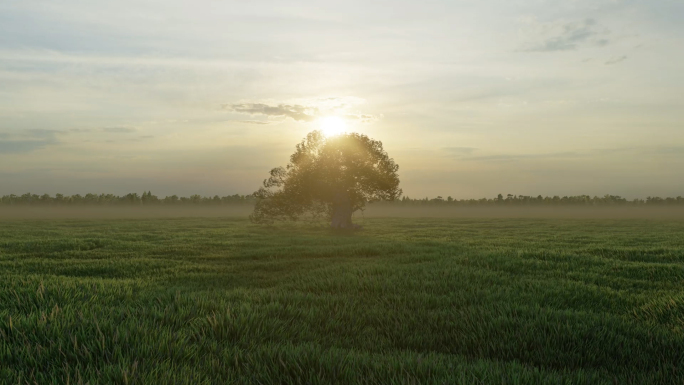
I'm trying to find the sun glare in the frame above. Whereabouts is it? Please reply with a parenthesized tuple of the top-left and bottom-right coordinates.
(319, 116, 347, 137)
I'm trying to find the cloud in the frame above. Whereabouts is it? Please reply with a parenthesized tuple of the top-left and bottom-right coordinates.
(24, 129, 63, 137)
(344, 113, 380, 123)
(224, 98, 380, 124)
(70, 127, 137, 133)
(224, 103, 318, 122)
(314, 96, 367, 110)
(462, 151, 579, 162)
(0, 129, 61, 154)
(459, 147, 684, 163)
(0, 139, 56, 154)
(520, 18, 609, 52)
(442, 147, 477, 156)
(0, 127, 155, 154)
(642, 146, 684, 156)
(605, 55, 627, 65)
(1, 129, 63, 139)
(102, 127, 137, 133)
(236, 120, 271, 125)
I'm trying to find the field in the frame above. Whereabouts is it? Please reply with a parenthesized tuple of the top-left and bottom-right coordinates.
(1, 215, 684, 384)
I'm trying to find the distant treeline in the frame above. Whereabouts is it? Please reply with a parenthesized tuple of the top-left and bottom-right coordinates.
(0, 192, 256, 206)
(390, 194, 684, 206)
(1, 192, 683, 207)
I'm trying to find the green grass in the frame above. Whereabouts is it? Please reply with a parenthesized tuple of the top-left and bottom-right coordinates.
(1, 217, 683, 384)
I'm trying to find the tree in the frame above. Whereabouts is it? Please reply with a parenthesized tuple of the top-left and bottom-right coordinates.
(251, 130, 402, 228)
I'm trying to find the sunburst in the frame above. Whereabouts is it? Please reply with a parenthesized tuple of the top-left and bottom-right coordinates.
(319, 116, 347, 137)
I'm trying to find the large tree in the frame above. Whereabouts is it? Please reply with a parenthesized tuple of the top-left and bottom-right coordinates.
(251, 130, 401, 228)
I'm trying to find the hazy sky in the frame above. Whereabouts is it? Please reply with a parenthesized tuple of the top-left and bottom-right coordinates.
(1, 0, 683, 199)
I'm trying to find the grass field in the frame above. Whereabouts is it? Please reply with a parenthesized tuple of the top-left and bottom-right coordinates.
(1, 216, 684, 384)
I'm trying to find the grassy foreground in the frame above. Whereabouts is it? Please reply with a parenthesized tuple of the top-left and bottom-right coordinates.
(1, 217, 683, 384)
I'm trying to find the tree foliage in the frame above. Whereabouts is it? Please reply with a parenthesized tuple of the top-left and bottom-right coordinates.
(251, 131, 402, 224)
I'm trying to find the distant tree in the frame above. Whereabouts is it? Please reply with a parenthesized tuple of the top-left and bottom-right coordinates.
(124, 193, 140, 205)
(251, 131, 402, 228)
(40, 194, 52, 204)
(190, 194, 202, 204)
(141, 191, 159, 205)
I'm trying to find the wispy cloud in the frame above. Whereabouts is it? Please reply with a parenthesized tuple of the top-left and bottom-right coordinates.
(442, 147, 477, 157)
(520, 18, 609, 52)
(224, 103, 318, 122)
(24, 129, 63, 137)
(102, 127, 136, 133)
(0, 126, 144, 154)
(605, 55, 627, 65)
(0, 139, 56, 154)
(224, 98, 380, 124)
(69, 127, 137, 134)
(459, 147, 684, 163)
(643, 146, 684, 156)
(124, 136, 155, 143)
(236, 120, 271, 125)
(0, 129, 61, 154)
(69, 128, 94, 133)
(344, 114, 379, 123)
(463, 151, 579, 162)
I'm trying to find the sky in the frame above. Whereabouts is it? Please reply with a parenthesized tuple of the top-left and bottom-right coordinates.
(1, 0, 683, 199)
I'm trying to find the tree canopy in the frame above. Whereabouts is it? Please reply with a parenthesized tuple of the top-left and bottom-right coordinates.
(251, 130, 401, 227)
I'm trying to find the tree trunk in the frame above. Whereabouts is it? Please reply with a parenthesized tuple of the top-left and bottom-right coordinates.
(331, 191, 359, 229)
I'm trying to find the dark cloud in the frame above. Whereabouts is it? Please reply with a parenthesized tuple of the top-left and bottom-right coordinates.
(522, 19, 609, 52)
(0, 139, 56, 154)
(0, 129, 69, 140)
(0, 128, 157, 154)
(0, 130, 59, 154)
(224, 103, 318, 122)
(605, 55, 627, 65)
(0, 129, 62, 154)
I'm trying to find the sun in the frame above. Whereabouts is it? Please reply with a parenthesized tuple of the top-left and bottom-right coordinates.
(319, 116, 347, 137)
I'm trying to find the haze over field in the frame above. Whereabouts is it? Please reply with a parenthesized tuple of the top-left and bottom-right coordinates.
(1, 0, 683, 198)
